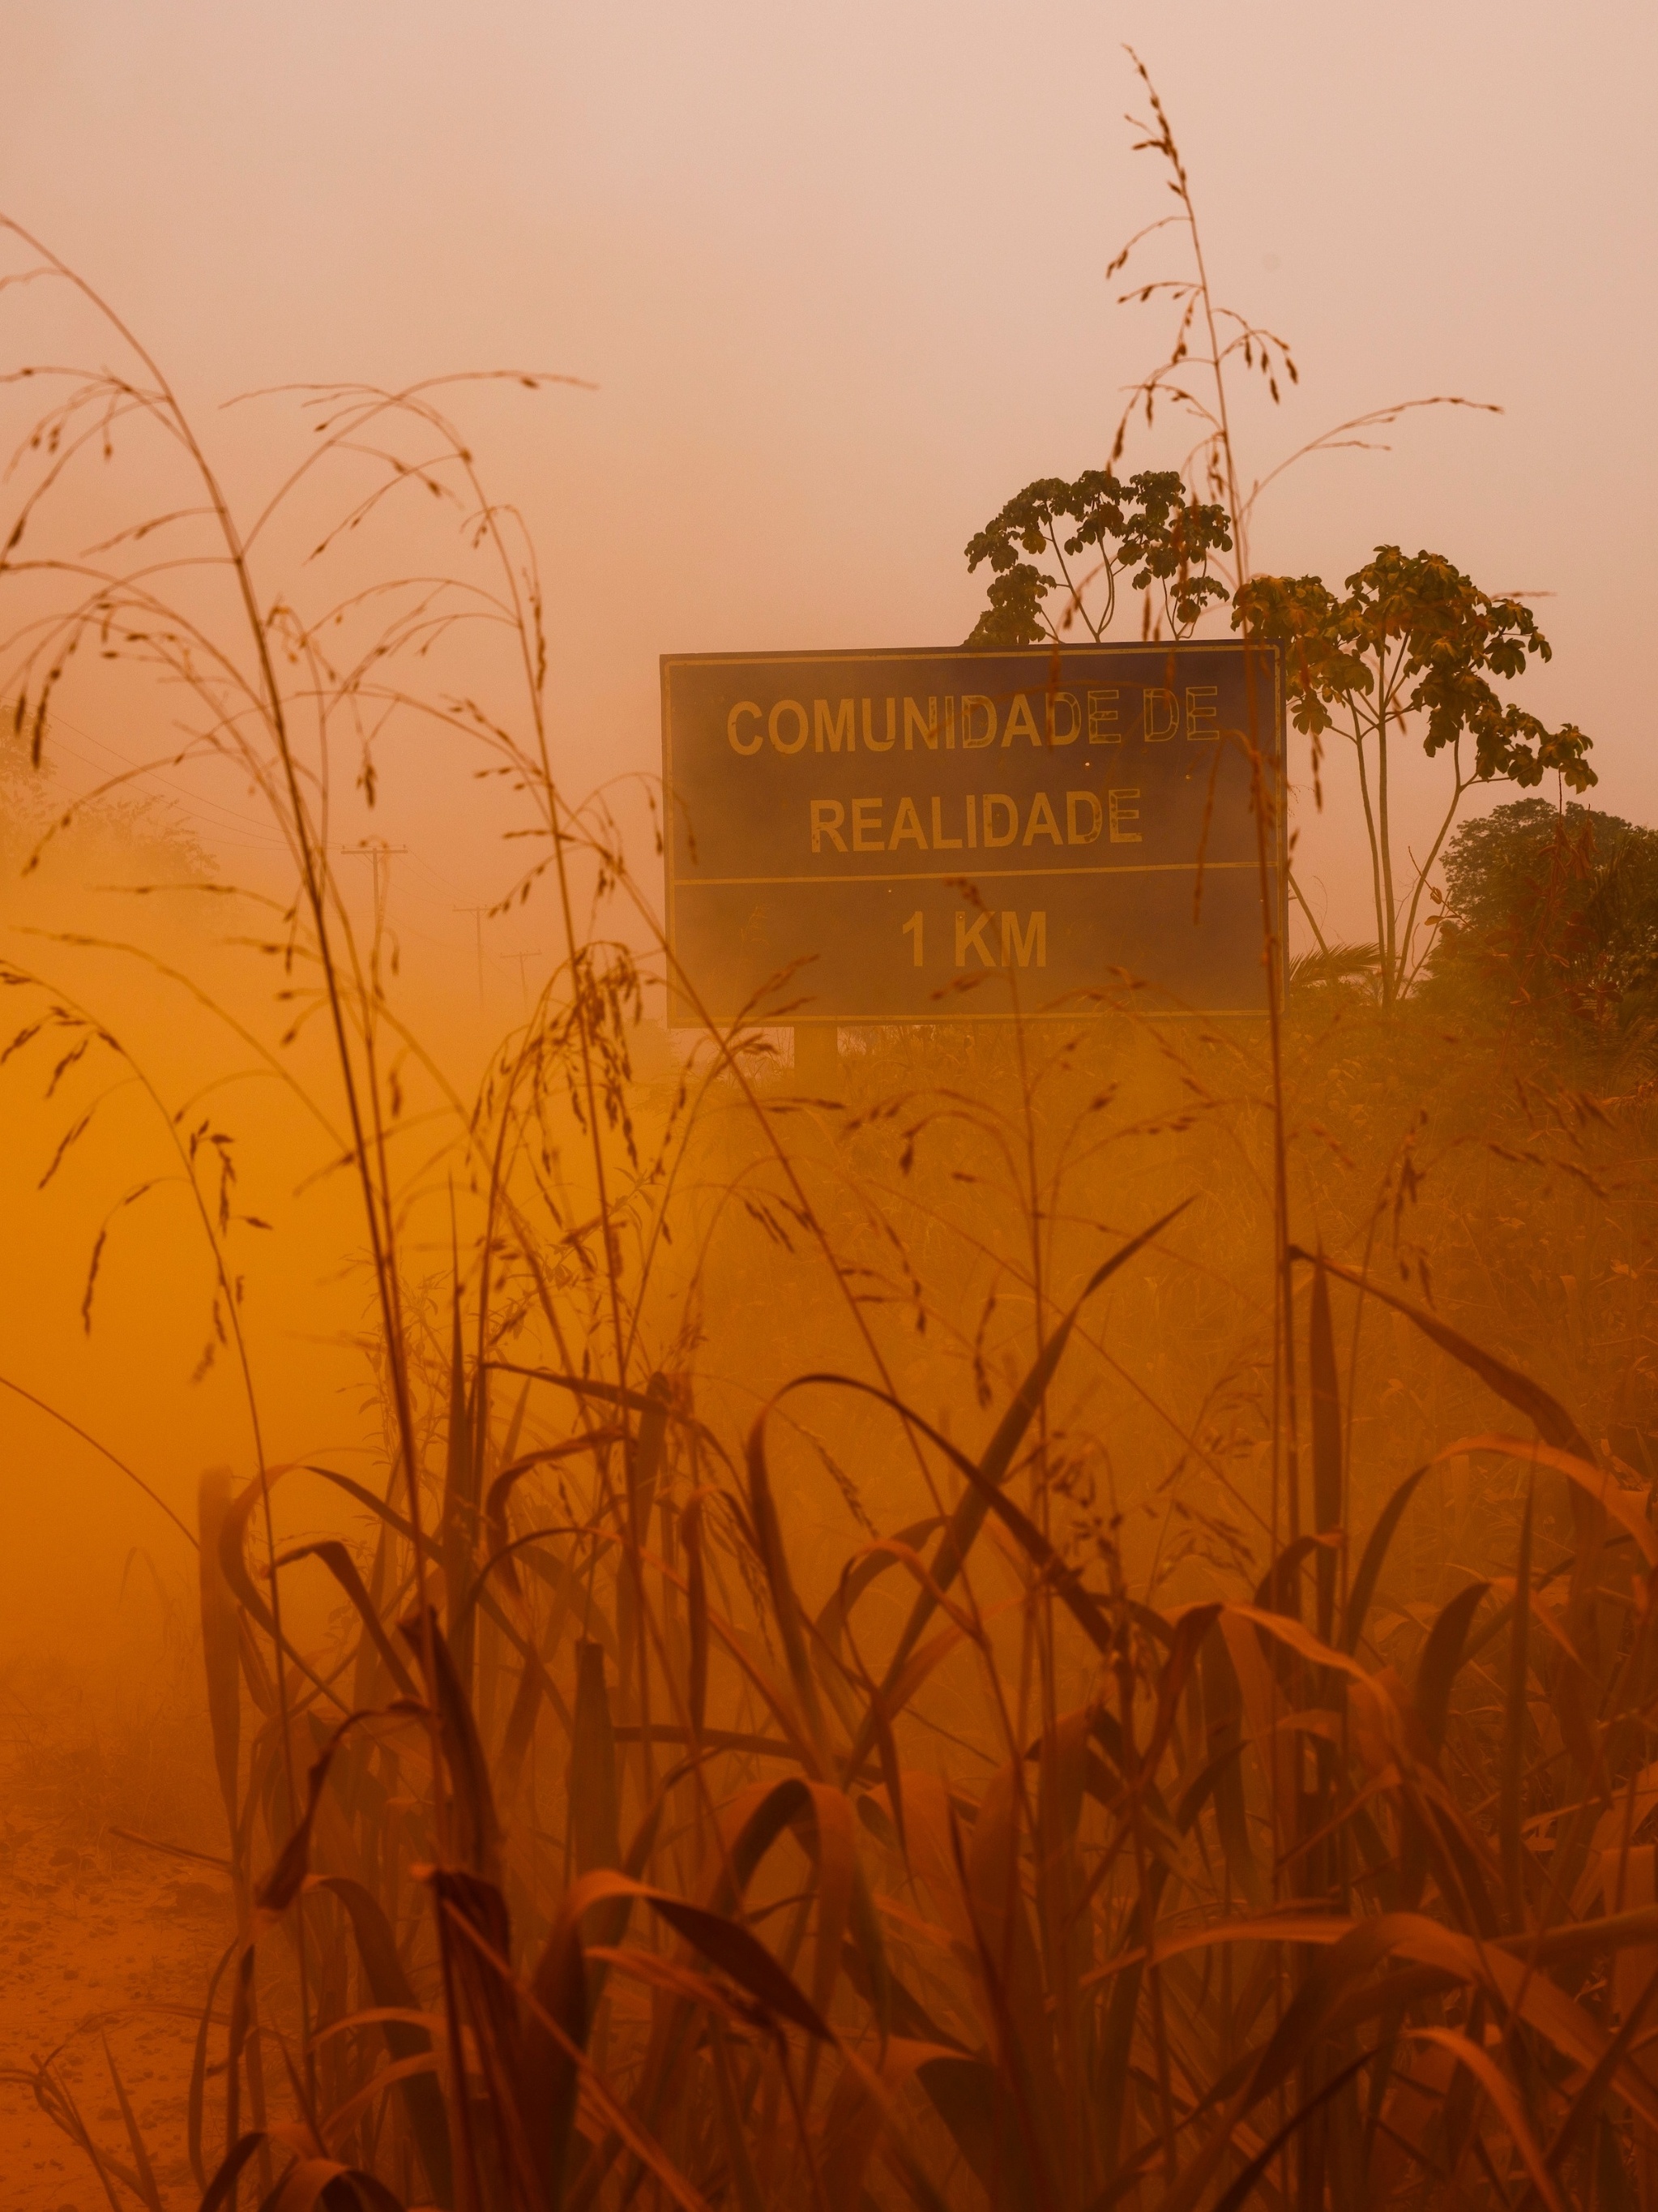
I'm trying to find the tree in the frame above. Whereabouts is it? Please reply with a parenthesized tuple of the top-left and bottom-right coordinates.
(958, 54, 1597, 1010)
(963, 468, 1232, 647)
(1233, 550, 1593, 1007)
(1429, 797, 1658, 1031)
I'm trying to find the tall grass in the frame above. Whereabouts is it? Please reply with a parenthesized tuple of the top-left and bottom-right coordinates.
(0, 214, 1656, 2212)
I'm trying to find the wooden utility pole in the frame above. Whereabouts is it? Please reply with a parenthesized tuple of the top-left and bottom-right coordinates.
(340, 839, 407, 922)
(500, 948, 544, 1012)
(454, 905, 488, 1004)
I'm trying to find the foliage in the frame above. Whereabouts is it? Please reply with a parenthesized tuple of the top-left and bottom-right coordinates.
(1104, 45, 1300, 581)
(1078, 48, 1497, 601)
(959, 51, 1519, 988)
(962, 468, 1231, 647)
(1430, 797, 1658, 1031)
(1236, 549, 1594, 1005)
(4, 214, 1658, 2212)
(14, 971, 1658, 2212)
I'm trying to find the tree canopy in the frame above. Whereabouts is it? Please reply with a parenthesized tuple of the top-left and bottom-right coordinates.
(963, 469, 1232, 647)
(1429, 797, 1658, 1031)
(1235, 549, 1594, 794)
(1234, 548, 1594, 1003)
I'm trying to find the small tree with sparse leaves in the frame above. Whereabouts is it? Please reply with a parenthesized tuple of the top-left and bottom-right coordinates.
(963, 468, 1232, 648)
(1236, 549, 1594, 1006)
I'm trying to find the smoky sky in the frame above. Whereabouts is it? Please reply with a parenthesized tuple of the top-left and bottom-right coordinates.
(1, 0, 1652, 960)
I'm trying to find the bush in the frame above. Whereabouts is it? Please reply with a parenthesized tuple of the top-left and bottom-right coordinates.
(1429, 797, 1658, 1033)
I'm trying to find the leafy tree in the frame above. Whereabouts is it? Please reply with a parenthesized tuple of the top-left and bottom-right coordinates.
(1234, 550, 1593, 1007)
(1429, 797, 1658, 1031)
(963, 469, 1232, 647)
(957, 55, 1593, 1016)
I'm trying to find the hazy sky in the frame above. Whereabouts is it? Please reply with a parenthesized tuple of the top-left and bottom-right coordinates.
(2, 1, 1654, 968)
(0, 2, 1652, 1641)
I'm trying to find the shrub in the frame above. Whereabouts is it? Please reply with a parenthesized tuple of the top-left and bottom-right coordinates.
(1430, 798, 1658, 1033)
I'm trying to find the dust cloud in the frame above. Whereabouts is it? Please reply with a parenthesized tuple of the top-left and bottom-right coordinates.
(0, 14, 1653, 2212)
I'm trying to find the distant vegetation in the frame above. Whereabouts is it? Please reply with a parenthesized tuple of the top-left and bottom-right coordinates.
(0, 54, 1654, 2212)
(1429, 799, 1658, 1034)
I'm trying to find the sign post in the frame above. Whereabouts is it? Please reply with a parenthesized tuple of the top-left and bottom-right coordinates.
(661, 641, 1283, 1057)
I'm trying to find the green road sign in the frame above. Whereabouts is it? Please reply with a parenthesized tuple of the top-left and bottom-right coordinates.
(661, 640, 1284, 1025)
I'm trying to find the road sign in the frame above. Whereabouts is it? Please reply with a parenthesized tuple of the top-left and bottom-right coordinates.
(660, 640, 1283, 1025)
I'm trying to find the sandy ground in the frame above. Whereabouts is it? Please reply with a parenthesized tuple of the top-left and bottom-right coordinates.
(0, 1793, 234, 2210)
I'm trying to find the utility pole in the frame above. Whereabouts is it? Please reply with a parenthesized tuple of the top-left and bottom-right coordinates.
(454, 905, 489, 1004)
(500, 948, 544, 1012)
(340, 839, 407, 926)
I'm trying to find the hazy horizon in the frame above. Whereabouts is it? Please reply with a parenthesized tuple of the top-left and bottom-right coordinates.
(1, 2, 1651, 982)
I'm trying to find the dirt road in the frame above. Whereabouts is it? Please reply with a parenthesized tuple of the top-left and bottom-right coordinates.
(0, 1820, 232, 2212)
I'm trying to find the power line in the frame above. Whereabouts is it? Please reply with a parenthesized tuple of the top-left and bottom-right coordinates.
(22, 711, 512, 959)
(498, 946, 545, 1010)
(454, 905, 489, 1003)
(28, 717, 291, 853)
(341, 839, 408, 923)
(32, 715, 513, 945)
(340, 832, 408, 933)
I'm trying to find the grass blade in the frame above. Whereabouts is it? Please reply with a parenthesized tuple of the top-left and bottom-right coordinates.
(1343, 1462, 1432, 1654)
(100, 2037, 163, 2212)
(198, 1465, 242, 1842)
(400, 1605, 502, 1883)
(1414, 1579, 1492, 1752)
(570, 1637, 622, 1876)
(884, 1200, 1190, 1685)
(318, 1875, 453, 2206)
(275, 1538, 418, 1696)
(1502, 1476, 1536, 1928)
(526, 1912, 589, 2210)
(1310, 1255, 1343, 1641)
(682, 1493, 709, 1738)
(1293, 1248, 1596, 1460)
